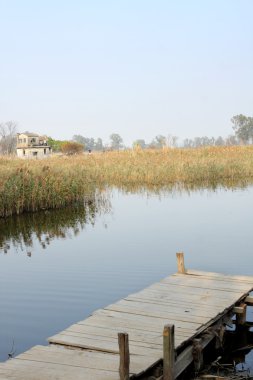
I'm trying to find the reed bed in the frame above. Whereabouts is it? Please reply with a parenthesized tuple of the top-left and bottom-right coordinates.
(1, 146, 253, 217)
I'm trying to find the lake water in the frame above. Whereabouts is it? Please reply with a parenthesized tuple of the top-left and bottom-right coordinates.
(0, 186, 253, 368)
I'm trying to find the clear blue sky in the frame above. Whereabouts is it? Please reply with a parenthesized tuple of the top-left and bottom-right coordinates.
(0, 0, 252, 145)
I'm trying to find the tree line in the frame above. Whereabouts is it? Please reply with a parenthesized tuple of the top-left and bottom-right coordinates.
(0, 114, 253, 155)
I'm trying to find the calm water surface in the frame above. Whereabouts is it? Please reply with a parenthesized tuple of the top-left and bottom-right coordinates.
(0, 186, 253, 367)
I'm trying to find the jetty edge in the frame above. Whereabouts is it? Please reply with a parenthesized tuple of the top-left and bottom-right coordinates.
(0, 252, 253, 380)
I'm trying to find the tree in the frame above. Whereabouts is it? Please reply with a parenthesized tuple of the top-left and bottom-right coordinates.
(215, 136, 224, 146)
(0, 121, 17, 155)
(231, 114, 253, 144)
(133, 139, 146, 149)
(48, 137, 67, 152)
(225, 135, 238, 146)
(109, 133, 123, 150)
(166, 135, 178, 148)
(61, 141, 84, 155)
(73, 135, 104, 151)
(72, 135, 86, 148)
(94, 137, 104, 151)
(149, 135, 166, 149)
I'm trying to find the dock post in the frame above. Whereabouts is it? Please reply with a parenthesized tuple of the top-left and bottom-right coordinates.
(236, 303, 247, 327)
(176, 252, 186, 274)
(192, 338, 203, 372)
(163, 324, 175, 380)
(118, 332, 130, 380)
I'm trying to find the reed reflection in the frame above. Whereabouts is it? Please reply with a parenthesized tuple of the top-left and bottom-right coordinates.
(0, 192, 111, 255)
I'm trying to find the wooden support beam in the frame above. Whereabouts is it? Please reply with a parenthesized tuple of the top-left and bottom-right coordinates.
(236, 303, 247, 326)
(233, 306, 245, 314)
(174, 320, 223, 378)
(176, 252, 186, 274)
(245, 295, 253, 305)
(163, 324, 175, 380)
(118, 333, 130, 380)
(192, 338, 204, 372)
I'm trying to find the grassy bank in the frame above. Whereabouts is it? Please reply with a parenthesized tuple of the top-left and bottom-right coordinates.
(1, 146, 253, 217)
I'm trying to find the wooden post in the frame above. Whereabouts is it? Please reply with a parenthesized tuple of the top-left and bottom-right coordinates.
(176, 252, 186, 274)
(236, 303, 247, 326)
(163, 324, 175, 380)
(118, 333, 130, 380)
(192, 338, 204, 372)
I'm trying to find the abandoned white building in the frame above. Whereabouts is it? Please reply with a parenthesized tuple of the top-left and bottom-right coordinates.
(16, 132, 52, 158)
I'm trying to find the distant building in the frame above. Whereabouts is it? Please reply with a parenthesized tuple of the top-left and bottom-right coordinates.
(16, 132, 52, 158)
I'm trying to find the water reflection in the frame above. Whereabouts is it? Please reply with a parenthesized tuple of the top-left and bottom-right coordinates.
(0, 181, 251, 255)
(0, 192, 111, 255)
(1, 185, 253, 362)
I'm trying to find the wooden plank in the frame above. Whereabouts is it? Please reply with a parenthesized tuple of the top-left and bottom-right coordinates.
(105, 301, 210, 325)
(64, 323, 164, 344)
(0, 360, 120, 380)
(94, 308, 203, 331)
(151, 276, 250, 290)
(50, 330, 163, 349)
(147, 285, 244, 300)
(76, 314, 195, 337)
(186, 269, 253, 283)
(150, 283, 244, 299)
(126, 295, 230, 315)
(136, 285, 241, 301)
(49, 333, 163, 357)
(17, 345, 155, 375)
(161, 276, 252, 293)
(127, 290, 237, 310)
(121, 298, 224, 318)
(163, 275, 252, 291)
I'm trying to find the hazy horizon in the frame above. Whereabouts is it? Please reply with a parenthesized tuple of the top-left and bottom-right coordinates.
(1, 1, 252, 145)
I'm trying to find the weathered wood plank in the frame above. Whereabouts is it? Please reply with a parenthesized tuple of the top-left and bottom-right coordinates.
(105, 301, 210, 324)
(125, 297, 230, 317)
(49, 333, 163, 357)
(120, 298, 223, 319)
(161, 276, 252, 293)
(0, 360, 120, 380)
(150, 283, 244, 299)
(94, 308, 203, 331)
(76, 314, 195, 336)
(17, 345, 155, 375)
(186, 269, 253, 283)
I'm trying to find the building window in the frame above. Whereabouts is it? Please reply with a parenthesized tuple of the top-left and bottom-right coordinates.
(44, 148, 46, 155)
(23, 150, 25, 156)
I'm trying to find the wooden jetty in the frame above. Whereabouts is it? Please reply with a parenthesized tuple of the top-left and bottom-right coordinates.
(1, 253, 253, 380)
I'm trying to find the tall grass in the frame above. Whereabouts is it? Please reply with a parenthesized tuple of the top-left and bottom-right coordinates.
(1, 146, 253, 217)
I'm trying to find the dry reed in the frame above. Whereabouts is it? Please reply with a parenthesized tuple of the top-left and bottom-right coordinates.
(1, 146, 253, 217)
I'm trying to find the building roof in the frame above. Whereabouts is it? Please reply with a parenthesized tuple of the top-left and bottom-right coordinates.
(17, 132, 39, 137)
